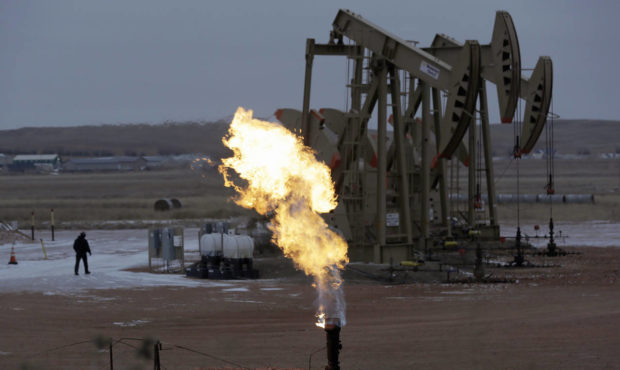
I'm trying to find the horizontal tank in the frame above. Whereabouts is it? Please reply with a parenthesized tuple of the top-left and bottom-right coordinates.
(200, 233, 254, 259)
(537, 194, 565, 204)
(563, 194, 595, 203)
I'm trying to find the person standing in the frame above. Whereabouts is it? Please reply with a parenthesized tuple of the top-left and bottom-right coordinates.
(73, 232, 91, 275)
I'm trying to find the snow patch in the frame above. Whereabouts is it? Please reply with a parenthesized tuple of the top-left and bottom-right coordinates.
(0, 229, 213, 294)
(222, 287, 249, 292)
(113, 319, 149, 327)
(501, 221, 620, 248)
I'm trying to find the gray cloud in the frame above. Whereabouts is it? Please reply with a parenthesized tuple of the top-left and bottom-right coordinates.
(1, 0, 618, 129)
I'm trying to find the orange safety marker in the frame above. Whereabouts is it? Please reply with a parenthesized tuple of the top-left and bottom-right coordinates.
(8, 245, 18, 265)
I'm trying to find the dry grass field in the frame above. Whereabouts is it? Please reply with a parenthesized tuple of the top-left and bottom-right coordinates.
(485, 157, 620, 223)
(1, 156, 619, 228)
(1, 119, 619, 158)
(0, 168, 253, 229)
(2, 247, 619, 369)
(0, 121, 231, 158)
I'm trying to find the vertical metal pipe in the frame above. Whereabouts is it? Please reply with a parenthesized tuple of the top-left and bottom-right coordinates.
(420, 84, 431, 250)
(431, 88, 449, 228)
(388, 66, 412, 245)
(153, 340, 161, 370)
(50, 208, 55, 241)
(109, 343, 113, 370)
(376, 62, 388, 262)
(468, 104, 477, 228)
(325, 324, 342, 370)
(479, 82, 497, 226)
(301, 38, 315, 146)
(30, 211, 35, 240)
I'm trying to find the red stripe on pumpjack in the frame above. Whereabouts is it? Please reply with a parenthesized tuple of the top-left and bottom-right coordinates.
(310, 110, 325, 123)
(501, 117, 513, 123)
(329, 152, 341, 170)
(388, 114, 393, 124)
(275, 109, 283, 121)
(415, 117, 422, 125)
(319, 108, 326, 114)
(370, 153, 378, 168)
(431, 154, 439, 169)
(438, 151, 450, 160)
(464, 156, 470, 167)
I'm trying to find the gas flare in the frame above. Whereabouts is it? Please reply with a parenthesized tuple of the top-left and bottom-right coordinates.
(219, 107, 349, 326)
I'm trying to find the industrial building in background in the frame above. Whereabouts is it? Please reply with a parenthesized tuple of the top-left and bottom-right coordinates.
(9, 154, 61, 172)
(277, 9, 552, 264)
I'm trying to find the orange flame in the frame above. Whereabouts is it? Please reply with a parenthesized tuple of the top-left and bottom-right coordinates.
(219, 107, 349, 326)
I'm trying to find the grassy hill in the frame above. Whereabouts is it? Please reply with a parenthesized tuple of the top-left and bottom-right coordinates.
(0, 121, 231, 159)
(490, 119, 620, 156)
(0, 118, 619, 159)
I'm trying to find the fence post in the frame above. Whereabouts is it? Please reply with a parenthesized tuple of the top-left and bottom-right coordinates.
(31, 211, 35, 240)
(51, 208, 55, 241)
(153, 340, 161, 370)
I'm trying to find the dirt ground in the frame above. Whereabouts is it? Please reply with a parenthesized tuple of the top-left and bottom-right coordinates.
(1, 246, 619, 370)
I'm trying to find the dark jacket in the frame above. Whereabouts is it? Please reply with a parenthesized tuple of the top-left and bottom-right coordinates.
(73, 235, 91, 255)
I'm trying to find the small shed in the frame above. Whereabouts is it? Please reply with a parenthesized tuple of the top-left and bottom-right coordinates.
(12, 154, 61, 171)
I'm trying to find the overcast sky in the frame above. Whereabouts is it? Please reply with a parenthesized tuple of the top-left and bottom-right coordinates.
(1, 0, 619, 130)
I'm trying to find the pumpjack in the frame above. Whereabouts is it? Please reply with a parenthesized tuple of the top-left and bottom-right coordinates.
(276, 9, 553, 263)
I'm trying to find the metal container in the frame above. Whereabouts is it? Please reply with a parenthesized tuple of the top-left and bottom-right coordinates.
(199, 234, 254, 259)
(148, 229, 162, 258)
(161, 227, 175, 260)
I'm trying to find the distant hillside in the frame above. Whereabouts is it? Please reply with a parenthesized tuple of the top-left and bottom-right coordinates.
(490, 119, 620, 156)
(0, 121, 231, 159)
(0, 118, 618, 159)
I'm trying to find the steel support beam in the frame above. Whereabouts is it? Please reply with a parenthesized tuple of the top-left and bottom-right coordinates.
(301, 39, 315, 146)
(388, 65, 413, 245)
(431, 88, 449, 228)
(479, 82, 497, 226)
(376, 62, 388, 261)
(420, 83, 431, 251)
(468, 106, 477, 228)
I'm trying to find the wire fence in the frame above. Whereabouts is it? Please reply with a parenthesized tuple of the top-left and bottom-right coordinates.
(25, 336, 252, 370)
(18, 335, 324, 369)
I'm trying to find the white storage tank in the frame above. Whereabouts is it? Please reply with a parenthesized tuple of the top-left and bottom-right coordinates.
(199, 233, 220, 256)
(234, 235, 254, 259)
(200, 233, 254, 259)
